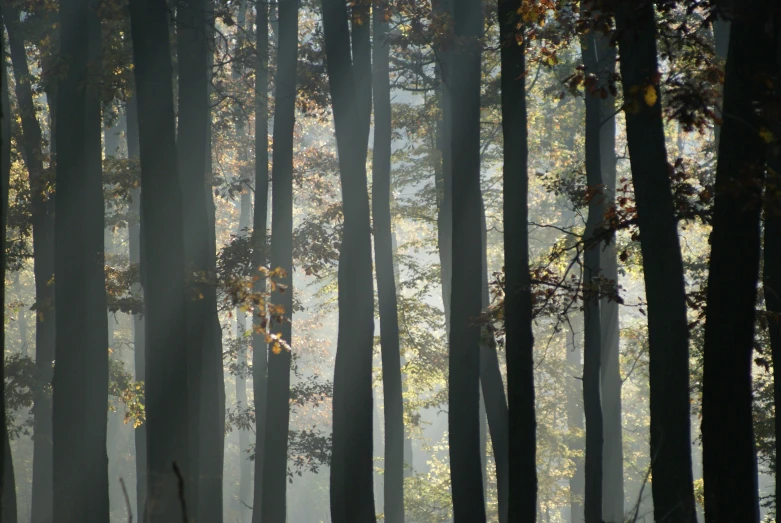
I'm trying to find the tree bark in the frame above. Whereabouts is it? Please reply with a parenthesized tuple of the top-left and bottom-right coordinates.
(702, 2, 778, 522)
(321, 0, 377, 516)
(250, 0, 271, 519)
(614, 2, 697, 521)
(580, 25, 604, 523)
(52, 0, 110, 519)
(2, 9, 56, 522)
(261, 0, 297, 518)
(1, 12, 11, 520)
(499, 2, 536, 522)
(566, 324, 585, 523)
(372, 3, 405, 521)
(128, 0, 190, 518)
(447, 0, 486, 518)
(126, 78, 146, 522)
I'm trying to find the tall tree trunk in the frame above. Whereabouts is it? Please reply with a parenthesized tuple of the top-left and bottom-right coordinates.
(499, 2, 536, 522)
(128, 0, 190, 518)
(614, 2, 696, 521)
(177, 0, 224, 518)
(372, 3, 405, 521)
(52, 0, 110, 519)
(261, 0, 297, 518)
(447, 0, 486, 517)
(479, 201, 509, 523)
(322, 0, 376, 517)
(232, 4, 252, 519)
(3, 434, 16, 523)
(2, 9, 56, 522)
(598, 41, 623, 523)
(566, 325, 585, 523)
(1, 12, 11, 520)
(250, 0, 271, 518)
(126, 86, 146, 521)
(702, 2, 778, 522)
(580, 25, 604, 523)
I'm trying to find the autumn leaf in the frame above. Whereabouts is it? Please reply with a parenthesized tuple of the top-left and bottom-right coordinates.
(643, 85, 657, 107)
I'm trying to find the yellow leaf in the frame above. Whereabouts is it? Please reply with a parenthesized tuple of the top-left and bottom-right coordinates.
(643, 85, 657, 107)
(760, 127, 775, 144)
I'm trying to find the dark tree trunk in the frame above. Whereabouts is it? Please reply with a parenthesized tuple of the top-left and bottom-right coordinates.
(128, 0, 190, 518)
(499, 2, 536, 522)
(372, 3, 405, 521)
(261, 0, 297, 519)
(3, 9, 56, 522)
(702, 3, 778, 522)
(250, 0, 270, 519)
(52, 0, 110, 519)
(126, 80, 147, 522)
(1, 13, 10, 520)
(580, 26, 604, 523)
(177, 0, 224, 518)
(614, 2, 696, 522)
(598, 41, 623, 523)
(447, 0, 486, 518)
(321, 0, 376, 517)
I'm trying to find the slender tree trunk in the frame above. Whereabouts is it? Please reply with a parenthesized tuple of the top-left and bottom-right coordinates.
(580, 26, 604, 523)
(3, 10, 56, 522)
(372, 3, 405, 521)
(52, 0, 110, 519)
(3, 434, 16, 523)
(250, 0, 271, 518)
(499, 2, 536, 522)
(128, 0, 190, 518)
(232, 4, 252, 519)
(702, 2, 778, 522)
(566, 324, 585, 523)
(598, 41, 623, 523)
(447, 0, 486, 517)
(125, 86, 146, 521)
(614, 2, 696, 521)
(1, 13, 11, 520)
(322, 0, 376, 516)
(261, 0, 297, 518)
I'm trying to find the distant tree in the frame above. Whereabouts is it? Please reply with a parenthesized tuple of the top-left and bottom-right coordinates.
(52, 0, 110, 520)
(261, 0, 298, 518)
(500, 2, 536, 522)
(1, 9, 11, 519)
(702, 1, 779, 521)
(614, 1, 697, 521)
(372, 1, 405, 520)
(447, 0, 486, 518)
(2, 7, 55, 521)
(128, 0, 190, 518)
(321, 0, 377, 516)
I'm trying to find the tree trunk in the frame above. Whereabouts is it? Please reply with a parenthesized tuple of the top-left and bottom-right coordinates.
(3, 433, 16, 523)
(598, 40, 623, 523)
(566, 324, 585, 523)
(1, 13, 10, 520)
(3, 9, 56, 522)
(177, 0, 224, 518)
(499, 2, 536, 522)
(126, 79, 146, 522)
(702, 2, 778, 522)
(372, 3, 405, 521)
(52, 0, 110, 519)
(321, 0, 377, 516)
(580, 25, 605, 523)
(261, 0, 297, 518)
(128, 0, 190, 518)
(614, 2, 696, 522)
(250, 0, 271, 518)
(447, 0, 486, 518)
